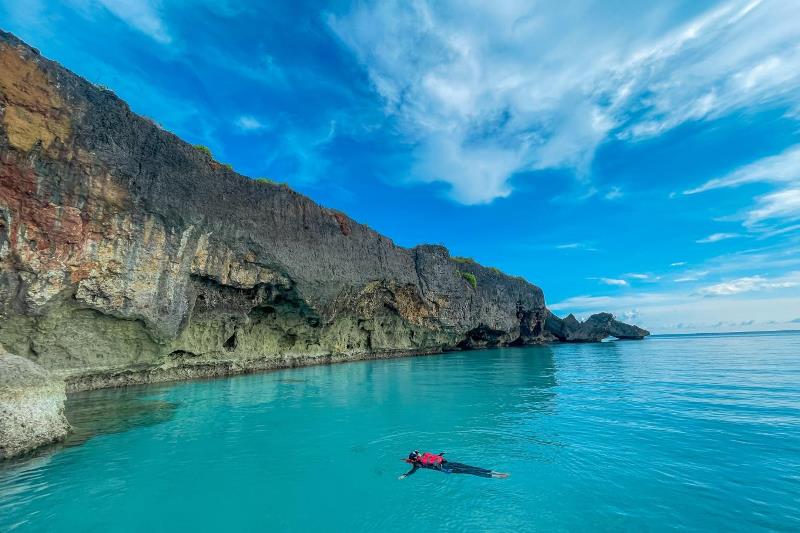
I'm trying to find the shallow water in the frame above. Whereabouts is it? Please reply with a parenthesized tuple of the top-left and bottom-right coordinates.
(2, 332, 799, 531)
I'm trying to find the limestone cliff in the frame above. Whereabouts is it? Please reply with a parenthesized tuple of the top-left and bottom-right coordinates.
(0, 31, 648, 391)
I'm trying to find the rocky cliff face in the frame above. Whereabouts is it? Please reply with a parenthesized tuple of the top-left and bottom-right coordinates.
(545, 312, 649, 343)
(0, 31, 648, 391)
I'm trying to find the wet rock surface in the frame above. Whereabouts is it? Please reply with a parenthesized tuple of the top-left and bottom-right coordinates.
(0, 345, 70, 459)
(0, 30, 648, 397)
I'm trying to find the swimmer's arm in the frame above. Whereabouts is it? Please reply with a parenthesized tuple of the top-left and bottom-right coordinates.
(398, 465, 418, 480)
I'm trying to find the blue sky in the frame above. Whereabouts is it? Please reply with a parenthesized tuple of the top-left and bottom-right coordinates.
(2, 0, 799, 333)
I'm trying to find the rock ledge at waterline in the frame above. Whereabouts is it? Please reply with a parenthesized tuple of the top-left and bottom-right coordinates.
(0, 344, 69, 459)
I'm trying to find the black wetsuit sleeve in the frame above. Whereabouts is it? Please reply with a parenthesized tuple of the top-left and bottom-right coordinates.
(403, 465, 419, 477)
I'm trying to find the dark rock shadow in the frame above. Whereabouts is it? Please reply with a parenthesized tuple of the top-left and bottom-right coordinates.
(0, 388, 178, 472)
(63, 389, 178, 448)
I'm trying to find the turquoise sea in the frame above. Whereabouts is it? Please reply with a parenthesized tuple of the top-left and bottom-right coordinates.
(1, 331, 799, 531)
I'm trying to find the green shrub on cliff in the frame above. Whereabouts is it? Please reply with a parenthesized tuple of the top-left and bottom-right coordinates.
(255, 177, 291, 189)
(458, 271, 477, 289)
(454, 257, 506, 278)
(194, 144, 212, 158)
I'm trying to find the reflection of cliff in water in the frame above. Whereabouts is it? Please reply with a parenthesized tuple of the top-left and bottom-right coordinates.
(486, 345, 561, 451)
(64, 388, 178, 447)
(0, 388, 179, 467)
(559, 341, 627, 384)
(50, 347, 559, 459)
(504, 344, 558, 413)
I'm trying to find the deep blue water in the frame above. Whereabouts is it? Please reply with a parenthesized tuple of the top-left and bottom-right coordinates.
(1, 331, 799, 531)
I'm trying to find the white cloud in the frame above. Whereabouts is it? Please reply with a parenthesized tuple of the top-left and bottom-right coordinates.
(596, 277, 629, 287)
(604, 186, 624, 200)
(695, 271, 800, 296)
(675, 270, 709, 282)
(550, 279, 800, 333)
(329, 0, 800, 203)
(667, 243, 800, 288)
(551, 243, 800, 333)
(414, 137, 519, 204)
(620, 309, 640, 322)
(685, 145, 800, 235)
(685, 144, 800, 194)
(626, 273, 650, 280)
(550, 292, 673, 312)
(704, 243, 800, 279)
(235, 115, 267, 132)
(670, 261, 687, 267)
(556, 242, 597, 251)
(745, 188, 800, 227)
(95, 0, 171, 44)
(757, 224, 800, 239)
(696, 232, 741, 243)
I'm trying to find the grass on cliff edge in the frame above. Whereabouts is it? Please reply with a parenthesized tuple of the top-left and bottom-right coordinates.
(192, 146, 290, 188)
(254, 177, 291, 189)
(458, 271, 477, 289)
(193, 145, 235, 172)
(452, 257, 526, 283)
(194, 144, 213, 158)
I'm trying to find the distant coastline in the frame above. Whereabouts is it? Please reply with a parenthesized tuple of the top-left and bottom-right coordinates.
(651, 329, 800, 338)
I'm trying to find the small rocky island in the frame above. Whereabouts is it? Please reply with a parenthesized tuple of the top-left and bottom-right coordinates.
(0, 31, 648, 458)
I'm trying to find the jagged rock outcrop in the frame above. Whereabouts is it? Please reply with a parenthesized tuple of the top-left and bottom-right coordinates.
(0, 344, 70, 459)
(545, 312, 649, 342)
(0, 30, 647, 393)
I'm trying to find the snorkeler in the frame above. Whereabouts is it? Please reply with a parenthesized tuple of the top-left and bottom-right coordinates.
(399, 450, 509, 479)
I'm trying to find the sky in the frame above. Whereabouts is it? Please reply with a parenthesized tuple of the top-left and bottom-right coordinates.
(2, 0, 799, 334)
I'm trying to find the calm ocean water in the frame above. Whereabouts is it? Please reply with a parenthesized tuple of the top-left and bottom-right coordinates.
(1, 331, 799, 531)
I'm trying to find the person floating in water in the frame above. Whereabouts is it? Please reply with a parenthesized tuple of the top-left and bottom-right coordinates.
(399, 450, 509, 479)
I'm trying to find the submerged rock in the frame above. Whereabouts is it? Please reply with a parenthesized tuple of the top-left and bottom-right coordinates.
(0, 30, 648, 399)
(0, 345, 70, 459)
